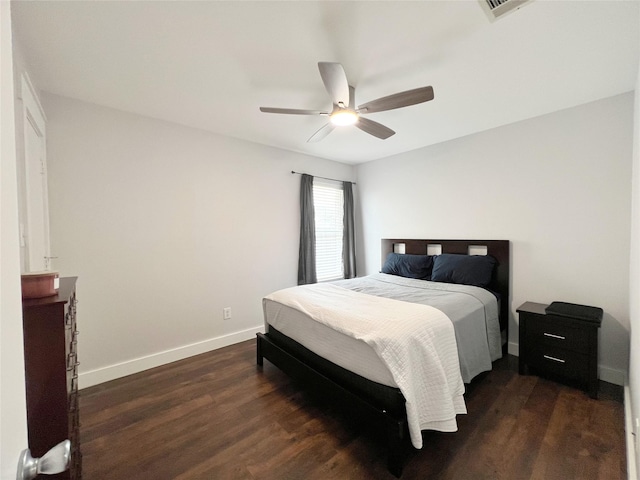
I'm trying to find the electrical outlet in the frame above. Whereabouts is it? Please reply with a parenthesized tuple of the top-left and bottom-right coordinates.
(223, 307, 232, 320)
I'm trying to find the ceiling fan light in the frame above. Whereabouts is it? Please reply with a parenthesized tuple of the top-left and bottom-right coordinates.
(330, 110, 358, 126)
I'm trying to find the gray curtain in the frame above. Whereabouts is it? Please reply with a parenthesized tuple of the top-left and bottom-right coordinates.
(343, 181, 357, 279)
(298, 174, 317, 285)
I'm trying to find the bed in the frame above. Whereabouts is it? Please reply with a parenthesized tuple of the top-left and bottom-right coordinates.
(256, 239, 510, 477)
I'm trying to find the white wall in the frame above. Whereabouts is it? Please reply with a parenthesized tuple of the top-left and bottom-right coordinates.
(356, 93, 634, 382)
(628, 44, 640, 475)
(0, 1, 29, 476)
(42, 94, 355, 387)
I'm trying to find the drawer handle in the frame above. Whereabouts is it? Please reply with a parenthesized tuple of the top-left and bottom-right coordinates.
(66, 361, 79, 372)
(544, 332, 565, 340)
(543, 354, 566, 364)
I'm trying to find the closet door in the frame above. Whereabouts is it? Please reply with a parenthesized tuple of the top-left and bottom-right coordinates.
(21, 74, 51, 272)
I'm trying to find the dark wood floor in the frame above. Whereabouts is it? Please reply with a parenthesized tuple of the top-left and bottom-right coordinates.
(79, 339, 626, 480)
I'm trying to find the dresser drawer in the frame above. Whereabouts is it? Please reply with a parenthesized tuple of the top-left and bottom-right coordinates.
(527, 315, 589, 353)
(528, 343, 589, 381)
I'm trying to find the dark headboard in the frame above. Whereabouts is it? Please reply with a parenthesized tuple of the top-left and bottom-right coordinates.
(381, 239, 511, 335)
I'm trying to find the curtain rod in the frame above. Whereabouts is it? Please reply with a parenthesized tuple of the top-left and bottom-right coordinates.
(291, 170, 356, 185)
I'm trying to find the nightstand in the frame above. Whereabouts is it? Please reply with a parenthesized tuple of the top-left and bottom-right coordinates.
(517, 301, 602, 399)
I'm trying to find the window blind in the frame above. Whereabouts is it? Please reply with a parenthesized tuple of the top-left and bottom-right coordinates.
(313, 178, 344, 282)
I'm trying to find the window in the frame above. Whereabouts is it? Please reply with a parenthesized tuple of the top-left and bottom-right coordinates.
(297, 173, 355, 286)
(313, 178, 344, 282)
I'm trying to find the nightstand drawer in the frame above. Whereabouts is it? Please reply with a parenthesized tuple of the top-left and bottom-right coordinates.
(528, 344, 588, 380)
(527, 316, 589, 353)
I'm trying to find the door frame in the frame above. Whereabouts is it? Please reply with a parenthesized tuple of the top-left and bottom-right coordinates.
(1, 0, 29, 477)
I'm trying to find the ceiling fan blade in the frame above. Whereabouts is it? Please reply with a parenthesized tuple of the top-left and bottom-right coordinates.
(307, 123, 335, 143)
(356, 117, 395, 140)
(358, 86, 434, 114)
(318, 62, 350, 107)
(260, 107, 327, 115)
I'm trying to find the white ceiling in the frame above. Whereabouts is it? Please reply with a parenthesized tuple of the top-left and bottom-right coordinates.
(11, 0, 640, 164)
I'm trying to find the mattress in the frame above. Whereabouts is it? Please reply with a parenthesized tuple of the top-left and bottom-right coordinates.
(264, 279, 467, 449)
(263, 273, 502, 386)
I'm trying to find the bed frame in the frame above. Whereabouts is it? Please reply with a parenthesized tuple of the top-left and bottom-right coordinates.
(256, 239, 510, 477)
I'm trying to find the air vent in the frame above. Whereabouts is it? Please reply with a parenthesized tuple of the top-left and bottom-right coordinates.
(479, 0, 534, 21)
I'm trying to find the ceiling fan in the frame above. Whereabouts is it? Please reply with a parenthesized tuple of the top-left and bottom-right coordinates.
(259, 62, 434, 142)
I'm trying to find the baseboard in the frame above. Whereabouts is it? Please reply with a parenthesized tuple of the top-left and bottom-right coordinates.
(601, 365, 627, 387)
(625, 382, 638, 480)
(79, 325, 264, 389)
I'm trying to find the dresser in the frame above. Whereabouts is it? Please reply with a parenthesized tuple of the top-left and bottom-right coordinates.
(22, 277, 81, 479)
(517, 301, 602, 399)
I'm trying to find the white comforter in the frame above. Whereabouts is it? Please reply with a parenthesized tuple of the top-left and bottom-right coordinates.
(264, 282, 466, 449)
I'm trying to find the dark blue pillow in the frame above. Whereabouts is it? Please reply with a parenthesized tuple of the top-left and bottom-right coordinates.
(381, 253, 433, 280)
(431, 254, 496, 288)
